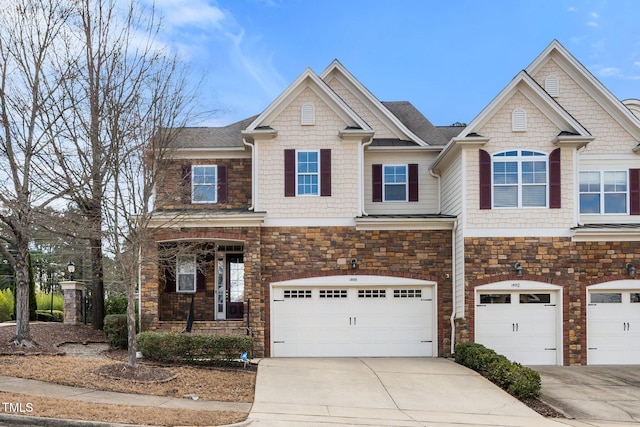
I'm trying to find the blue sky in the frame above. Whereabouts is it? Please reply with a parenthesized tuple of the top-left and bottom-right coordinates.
(148, 0, 640, 127)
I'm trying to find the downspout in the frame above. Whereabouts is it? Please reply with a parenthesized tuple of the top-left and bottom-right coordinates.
(450, 219, 458, 355)
(360, 137, 374, 216)
(429, 169, 442, 214)
(242, 137, 255, 211)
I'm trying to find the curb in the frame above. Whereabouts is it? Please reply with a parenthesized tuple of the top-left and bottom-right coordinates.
(0, 413, 254, 427)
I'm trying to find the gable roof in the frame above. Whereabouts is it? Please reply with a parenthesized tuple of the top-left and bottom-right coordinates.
(320, 60, 439, 147)
(527, 40, 640, 141)
(244, 67, 372, 133)
(458, 70, 592, 138)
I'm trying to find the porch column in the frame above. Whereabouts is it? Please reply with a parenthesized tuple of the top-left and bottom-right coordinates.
(60, 281, 84, 325)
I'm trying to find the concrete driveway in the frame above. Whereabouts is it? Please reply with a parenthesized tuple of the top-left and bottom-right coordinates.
(537, 365, 640, 426)
(248, 358, 565, 426)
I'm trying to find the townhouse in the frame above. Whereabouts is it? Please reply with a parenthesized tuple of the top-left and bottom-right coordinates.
(140, 40, 640, 365)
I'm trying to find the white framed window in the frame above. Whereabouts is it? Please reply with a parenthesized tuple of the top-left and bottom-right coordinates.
(297, 150, 319, 195)
(383, 165, 408, 201)
(192, 165, 217, 203)
(176, 255, 197, 293)
(579, 171, 627, 214)
(493, 150, 547, 208)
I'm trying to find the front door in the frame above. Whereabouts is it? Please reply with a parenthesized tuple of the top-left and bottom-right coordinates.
(226, 254, 244, 320)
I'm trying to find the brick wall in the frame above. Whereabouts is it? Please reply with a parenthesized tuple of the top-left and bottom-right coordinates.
(155, 157, 252, 210)
(461, 236, 640, 365)
(260, 226, 453, 357)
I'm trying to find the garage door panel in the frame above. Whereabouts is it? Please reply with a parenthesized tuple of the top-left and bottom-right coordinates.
(475, 289, 560, 366)
(588, 289, 640, 365)
(271, 283, 435, 357)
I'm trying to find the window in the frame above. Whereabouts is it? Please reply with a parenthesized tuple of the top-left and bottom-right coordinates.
(579, 171, 627, 214)
(384, 165, 407, 201)
(480, 294, 511, 304)
(297, 150, 319, 195)
(372, 164, 418, 202)
(284, 149, 331, 197)
(519, 293, 551, 304)
(192, 165, 217, 203)
(493, 150, 547, 208)
(176, 255, 197, 293)
(590, 293, 622, 303)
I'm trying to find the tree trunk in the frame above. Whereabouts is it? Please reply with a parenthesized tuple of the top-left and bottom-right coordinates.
(91, 239, 105, 330)
(13, 255, 33, 347)
(127, 275, 137, 368)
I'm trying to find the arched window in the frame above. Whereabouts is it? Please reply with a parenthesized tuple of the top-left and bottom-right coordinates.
(493, 150, 547, 208)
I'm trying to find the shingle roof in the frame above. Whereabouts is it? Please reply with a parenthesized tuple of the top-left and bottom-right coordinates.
(382, 101, 451, 146)
(175, 116, 257, 149)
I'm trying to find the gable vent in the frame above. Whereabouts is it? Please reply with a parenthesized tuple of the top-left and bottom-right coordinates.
(545, 75, 559, 97)
(301, 103, 315, 125)
(512, 108, 527, 132)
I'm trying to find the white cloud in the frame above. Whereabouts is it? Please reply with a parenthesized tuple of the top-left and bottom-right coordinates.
(567, 6, 576, 12)
(599, 67, 623, 77)
(634, 61, 640, 68)
(586, 21, 598, 27)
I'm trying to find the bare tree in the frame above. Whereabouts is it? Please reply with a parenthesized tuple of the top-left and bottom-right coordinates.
(46, 0, 186, 330)
(0, 0, 73, 346)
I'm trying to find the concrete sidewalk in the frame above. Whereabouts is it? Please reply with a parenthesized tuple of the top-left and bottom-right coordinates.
(248, 357, 566, 426)
(0, 374, 251, 416)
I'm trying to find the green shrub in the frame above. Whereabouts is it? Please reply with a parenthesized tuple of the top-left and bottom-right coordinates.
(105, 294, 128, 315)
(36, 310, 64, 322)
(0, 289, 13, 322)
(104, 314, 129, 349)
(35, 291, 63, 311)
(454, 342, 541, 399)
(137, 331, 253, 365)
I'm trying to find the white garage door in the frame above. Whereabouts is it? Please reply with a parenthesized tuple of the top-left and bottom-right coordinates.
(270, 276, 436, 357)
(475, 281, 561, 365)
(588, 281, 640, 365)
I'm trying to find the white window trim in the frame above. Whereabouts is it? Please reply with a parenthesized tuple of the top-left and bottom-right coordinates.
(383, 164, 408, 202)
(176, 254, 197, 293)
(492, 150, 548, 209)
(296, 149, 320, 196)
(192, 165, 218, 204)
(579, 170, 629, 215)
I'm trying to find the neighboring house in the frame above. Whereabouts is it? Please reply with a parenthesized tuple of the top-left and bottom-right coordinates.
(140, 40, 640, 365)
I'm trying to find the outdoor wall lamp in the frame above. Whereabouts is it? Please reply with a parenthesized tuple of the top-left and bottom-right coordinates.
(627, 263, 636, 278)
(514, 262, 523, 277)
(351, 258, 358, 269)
(67, 261, 76, 281)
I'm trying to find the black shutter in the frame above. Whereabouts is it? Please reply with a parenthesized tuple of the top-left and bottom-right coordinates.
(284, 149, 296, 197)
(218, 164, 227, 203)
(372, 164, 382, 202)
(549, 148, 561, 209)
(630, 169, 640, 215)
(320, 149, 331, 196)
(164, 263, 176, 293)
(181, 163, 192, 204)
(408, 164, 419, 202)
(479, 150, 492, 209)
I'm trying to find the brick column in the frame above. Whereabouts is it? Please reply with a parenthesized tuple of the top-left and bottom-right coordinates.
(60, 281, 84, 325)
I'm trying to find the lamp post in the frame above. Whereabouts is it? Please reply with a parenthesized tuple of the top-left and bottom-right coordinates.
(67, 261, 76, 281)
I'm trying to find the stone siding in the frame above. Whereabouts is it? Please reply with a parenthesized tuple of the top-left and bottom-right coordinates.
(260, 226, 453, 357)
(461, 236, 640, 365)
